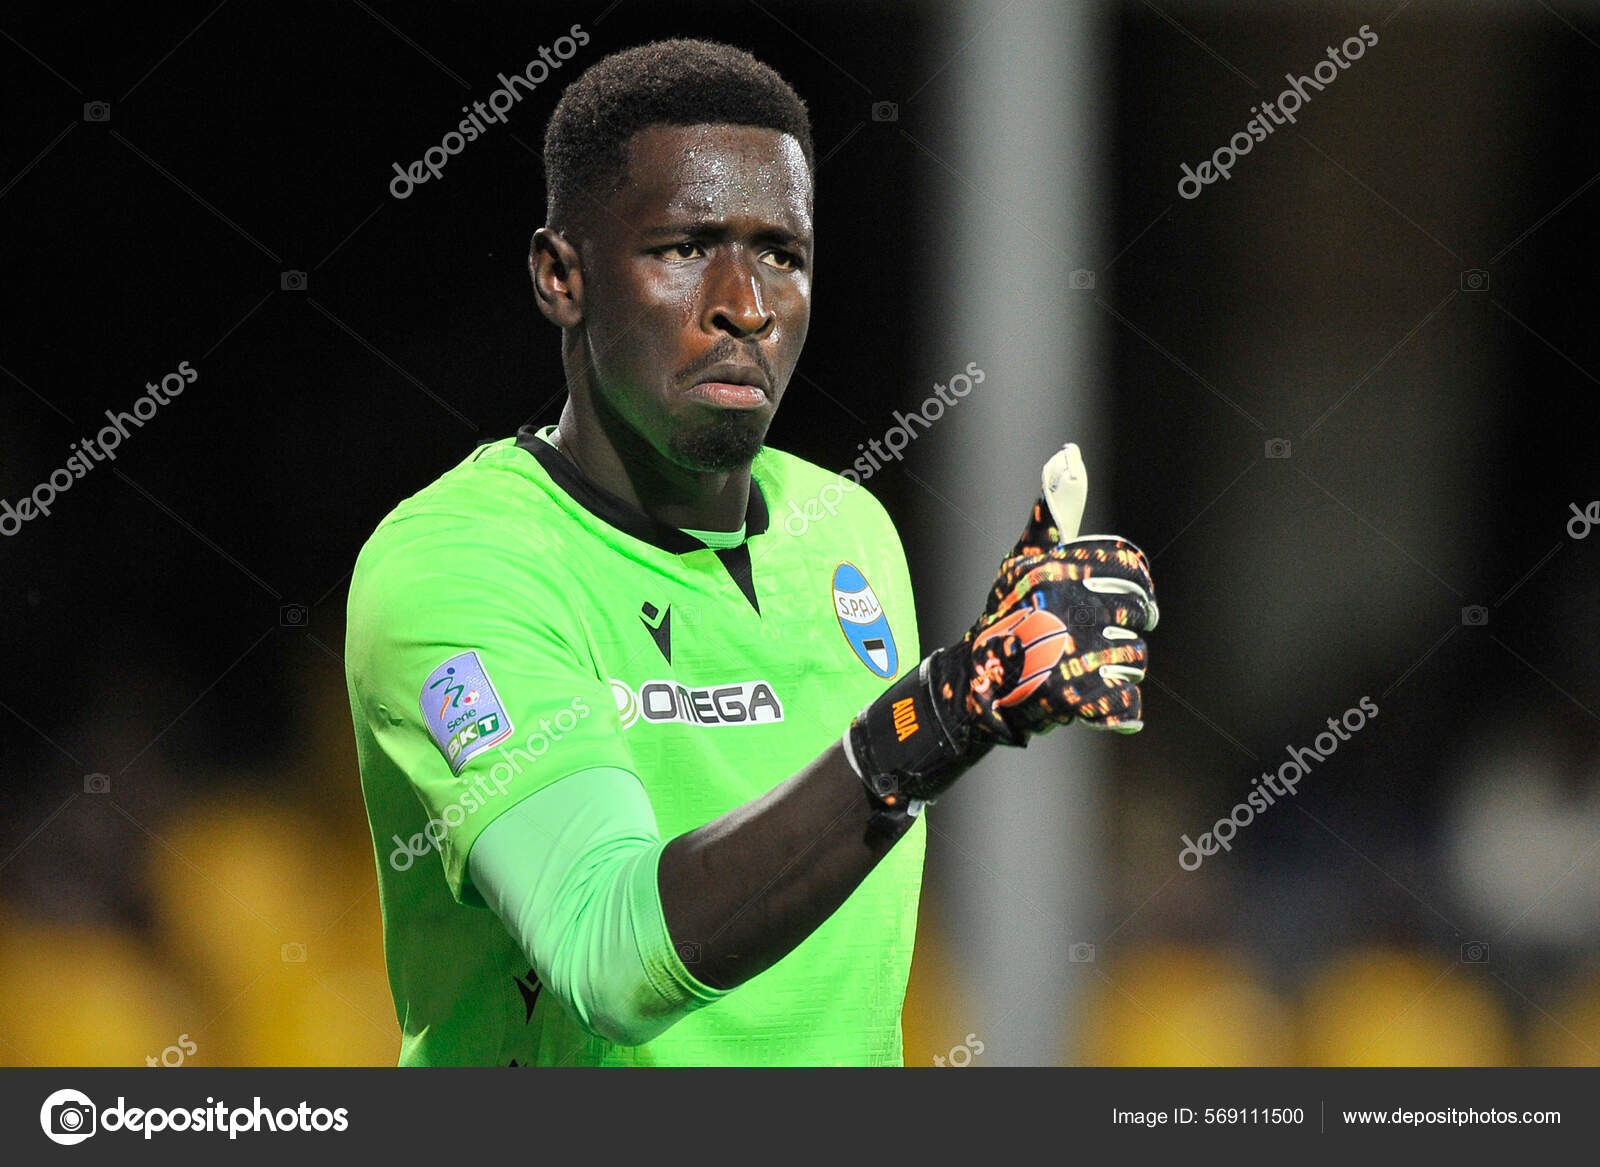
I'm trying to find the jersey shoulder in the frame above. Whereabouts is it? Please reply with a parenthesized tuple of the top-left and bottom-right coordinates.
(374, 437, 548, 530)
(349, 438, 571, 606)
(754, 444, 901, 542)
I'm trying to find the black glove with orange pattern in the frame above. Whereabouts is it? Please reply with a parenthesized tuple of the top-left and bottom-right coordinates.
(843, 444, 1158, 813)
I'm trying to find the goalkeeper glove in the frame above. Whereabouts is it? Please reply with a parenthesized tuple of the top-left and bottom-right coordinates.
(844, 443, 1158, 813)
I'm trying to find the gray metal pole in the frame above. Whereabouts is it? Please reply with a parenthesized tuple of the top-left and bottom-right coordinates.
(922, 0, 1112, 1066)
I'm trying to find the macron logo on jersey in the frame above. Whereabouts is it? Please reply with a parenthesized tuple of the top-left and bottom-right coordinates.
(421, 650, 514, 773)
(610, 678, 783, 729)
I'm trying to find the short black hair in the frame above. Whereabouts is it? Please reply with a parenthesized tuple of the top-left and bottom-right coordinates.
(543, 38, 813, 229)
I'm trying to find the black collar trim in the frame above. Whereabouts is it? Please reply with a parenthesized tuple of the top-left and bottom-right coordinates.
(514, 425, 769, 555)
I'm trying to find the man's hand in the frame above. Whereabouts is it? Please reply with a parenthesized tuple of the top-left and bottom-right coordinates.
(844, 443, 1158, 809)
(963, 477, 1158, 742)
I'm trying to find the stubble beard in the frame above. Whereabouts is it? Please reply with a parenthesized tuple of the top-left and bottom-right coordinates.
(666, 411, 766, 472)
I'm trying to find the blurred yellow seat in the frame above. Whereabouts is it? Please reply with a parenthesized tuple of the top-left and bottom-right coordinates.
(0, 912, 199, 1066)
(1297, 947, 1515, 1066)
(140, 796, 397, 1065)
(1076, 943, 1291, 1065)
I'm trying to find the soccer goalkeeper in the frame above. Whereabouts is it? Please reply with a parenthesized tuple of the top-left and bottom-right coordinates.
(344, 38, 1158, 1066)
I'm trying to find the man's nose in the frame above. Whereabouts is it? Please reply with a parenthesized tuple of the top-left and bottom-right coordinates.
(702, 253, 772, 339)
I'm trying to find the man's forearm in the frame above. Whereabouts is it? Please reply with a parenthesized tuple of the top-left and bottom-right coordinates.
(657, 739, 916, 991)
(659, 460, 1159, 996)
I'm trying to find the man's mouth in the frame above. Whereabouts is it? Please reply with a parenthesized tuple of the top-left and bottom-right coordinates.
(683, 363, 771, 410)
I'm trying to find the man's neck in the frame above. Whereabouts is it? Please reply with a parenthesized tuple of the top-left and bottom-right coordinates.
(552, 403, 752, 533)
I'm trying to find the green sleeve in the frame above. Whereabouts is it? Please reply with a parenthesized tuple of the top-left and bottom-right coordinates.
(465, 764, 730, 1047)
(346, 515, 636, 906)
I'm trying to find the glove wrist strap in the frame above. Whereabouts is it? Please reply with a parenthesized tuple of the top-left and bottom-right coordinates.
(844, 648, 993, 808)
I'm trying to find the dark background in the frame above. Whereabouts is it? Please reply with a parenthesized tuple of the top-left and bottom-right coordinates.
(2, 1, 1596, 1065)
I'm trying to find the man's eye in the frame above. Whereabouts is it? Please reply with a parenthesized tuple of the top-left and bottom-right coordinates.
(663, 242, 705, 260)
(761, 250, 800, 272)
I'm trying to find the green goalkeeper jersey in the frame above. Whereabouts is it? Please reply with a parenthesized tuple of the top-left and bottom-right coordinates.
(345, 424, 925, 1066)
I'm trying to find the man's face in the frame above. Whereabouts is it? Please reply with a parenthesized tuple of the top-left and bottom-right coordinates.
(574, 123, 813, 473)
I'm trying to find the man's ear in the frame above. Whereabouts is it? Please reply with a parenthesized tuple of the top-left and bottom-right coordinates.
(530, 227, 584, 328)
